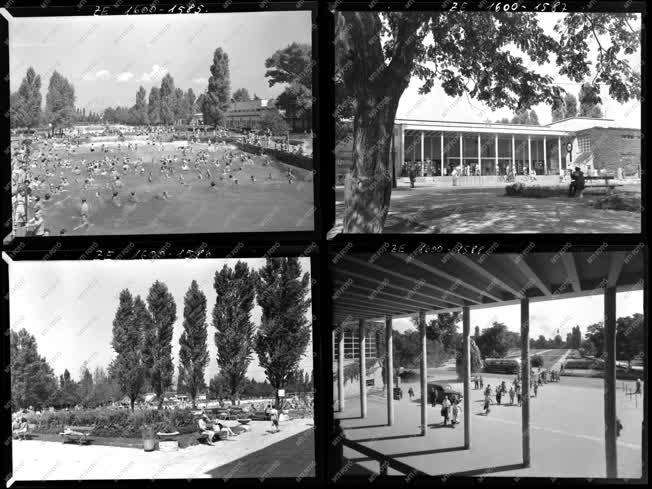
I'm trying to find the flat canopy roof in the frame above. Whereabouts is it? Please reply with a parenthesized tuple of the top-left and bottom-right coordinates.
(332, 251, 644, 325)
(396, 118, 570, 137)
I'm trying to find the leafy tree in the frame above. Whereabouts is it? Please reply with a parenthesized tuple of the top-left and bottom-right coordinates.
(335, 12, 640, 232)
(616, 313, 644, 367)
(475, 322, 517, 358)
(78, 362, 94, 406)
(90, 367, 121, 407)
(531, 354, 544, 368)
(10, 328, 58, 410)
(578, 83, 604, 118)
(232, 88, 251, 102)
(109, 289, 144, 411)
(254, 258, 312, 409)
(553, 333, 564, 348)
(202, 47, 231, 126)
(585, 321, 605, 356)
(56, 368, 80, 408)
(534, 334, 548, 349)
(133, 86, 149, 125)
(259, 110, 290, 135)
(213, 262, 256, 404)
(185, 88, 197, 118)
(11, 67, 42, 129)
(563, 93, 578, 118)
(44, 71, 76, 133)
(178, 280, 209, 408)
(208, 373, 229, 400)
(133, 295, 156, 393)
(265, 42, 312, 89)
(579, 338, 597, 357)
(159, 74, 177, 125)
(148, 87, 162, 125)
(146, 281, 177, 409)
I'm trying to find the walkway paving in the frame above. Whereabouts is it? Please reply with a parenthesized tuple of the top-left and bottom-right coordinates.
(335, 376, 642, 478)
(11, 418, 314, 481)
(332, 187, 640, 234)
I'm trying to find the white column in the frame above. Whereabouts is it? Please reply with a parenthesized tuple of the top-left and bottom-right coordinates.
(420, 131, 425, 176)
(495, 134, 499, 175)
(459, 133, 463, 174)
(528, 136, 532, 173)
(543, 137, 547, 175)
(558, 136, 562, 175)
(477, 134, 481, 176)
(440, 132, 445, 176)
(359, 319, 367, 418)
(386, 316, 394, 426)
(419, 311, 427, 436)
(512, 134, 516, 172)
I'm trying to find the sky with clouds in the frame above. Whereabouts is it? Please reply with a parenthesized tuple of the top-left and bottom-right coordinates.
(395, 13, 642, 128)
(9, 258, 313, 383)
(389, 290, 643, 340)
(9, 10, 312, 112)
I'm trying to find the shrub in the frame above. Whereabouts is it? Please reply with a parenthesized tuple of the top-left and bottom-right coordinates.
(531, 354, 544, 368)
(505, 183, 567, 198)
(24, 408, 198, 438)
(563, 359, 604, 370)
(591, 193, 641, 212)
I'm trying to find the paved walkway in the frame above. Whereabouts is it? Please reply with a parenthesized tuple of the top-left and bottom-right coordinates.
(11, 418, 314, 481)
(332, 187, 640, 234)
(335, 376, 642, 478)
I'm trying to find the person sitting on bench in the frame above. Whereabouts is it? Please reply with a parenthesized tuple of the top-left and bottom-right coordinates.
(198, 415, 216, 446)
(568, 166, 585, 198)
(13, 417, 29, 439)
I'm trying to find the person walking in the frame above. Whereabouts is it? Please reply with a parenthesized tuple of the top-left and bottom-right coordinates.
(635, 378, 642, 395)
(408, 387, 415, 400)
(516, 385, 522, 407)
(441, 395, 451, 426)
(479, 376, 484, 389)
(474, 376, 479, 389)
(533, 382, 539, 397)
(483, 388, 491, 415)
(496, 386, 502, 405)
(509, 385, 515, 405)
(451, 399, 461, 426)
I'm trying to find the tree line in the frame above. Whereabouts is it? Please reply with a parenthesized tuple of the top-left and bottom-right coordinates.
(11, 42, 312, 133)
(10, 258, 312, 412)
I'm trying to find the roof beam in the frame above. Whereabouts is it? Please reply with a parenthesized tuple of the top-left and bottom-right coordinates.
(342, 255, 480, 304)
(335, 269, 464, 307)
(335, 289, 424, 313)
(334, 280, 454, 310)
(515, 257, 551, 296)
(452, 254, 523, 298)
(336, 300, 413, 317)
(397, 254, 503, 302)
(561, 254, 581, 293)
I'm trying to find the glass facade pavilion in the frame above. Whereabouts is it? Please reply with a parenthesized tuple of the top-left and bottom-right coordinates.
(392, 119, 571, 178)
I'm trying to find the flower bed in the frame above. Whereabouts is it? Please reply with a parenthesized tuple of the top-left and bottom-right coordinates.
(24, 408, 198, 438)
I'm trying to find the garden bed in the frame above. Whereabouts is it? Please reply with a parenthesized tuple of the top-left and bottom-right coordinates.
(589, 192, 641, 212)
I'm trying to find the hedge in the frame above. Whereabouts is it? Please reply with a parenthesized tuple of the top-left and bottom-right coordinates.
(505, 183, 568, 198)
(591, 193, 642, 212)
(24, 408, 198, 438)
(563, 359, 604, 370)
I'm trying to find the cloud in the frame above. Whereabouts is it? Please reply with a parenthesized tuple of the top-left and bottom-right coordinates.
(116, 72, 134, 83)
(139, 64, 168, 83)
(192, 77, 208, 85)
(82, 69, 111, 82)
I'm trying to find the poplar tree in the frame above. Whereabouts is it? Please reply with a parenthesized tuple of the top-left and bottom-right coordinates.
(254, 258, 312, 408)
(212, 262, 256, 404)
(147, 281, 177, 409)
(178, 280, 209, 408)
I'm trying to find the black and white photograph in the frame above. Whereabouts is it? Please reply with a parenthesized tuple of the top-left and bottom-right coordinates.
(334, 10, 642, 234)
(330, 246, 645, 478)
(7, 256, 315, 480)
(6, 8, 314, 237)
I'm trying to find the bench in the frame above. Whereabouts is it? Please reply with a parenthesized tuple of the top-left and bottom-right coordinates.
(60, 425, 94, 445)
(584, 175, 622, 190)
(12, 423, 35, 440)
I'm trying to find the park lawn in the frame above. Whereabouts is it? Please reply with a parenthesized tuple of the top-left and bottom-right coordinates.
(25, 142, 314, 235)
(333, 186, 641, 234)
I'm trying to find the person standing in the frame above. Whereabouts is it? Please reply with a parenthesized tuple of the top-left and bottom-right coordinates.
(483, 388, 491, 415)
(509, 385, 515, 405)
(635, 378, 642, 394)
(408, 387, 414, 400)
(516, 385, 522, 407)
(533, 382, 539, 397)
(269, 405, 280, 433)
(474, 376, 479, 389)
(441, 395, 451, 426)
(496, 386, 502, 405)
(479, 376, 484, 389)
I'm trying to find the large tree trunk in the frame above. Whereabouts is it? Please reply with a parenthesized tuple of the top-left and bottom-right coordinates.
(337, 12, 423, 233)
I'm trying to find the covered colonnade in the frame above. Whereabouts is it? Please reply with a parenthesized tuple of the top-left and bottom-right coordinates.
(332, 249, 644, 477)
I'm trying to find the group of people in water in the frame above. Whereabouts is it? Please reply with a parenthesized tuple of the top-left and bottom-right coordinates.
(11, 131, 299, 236)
